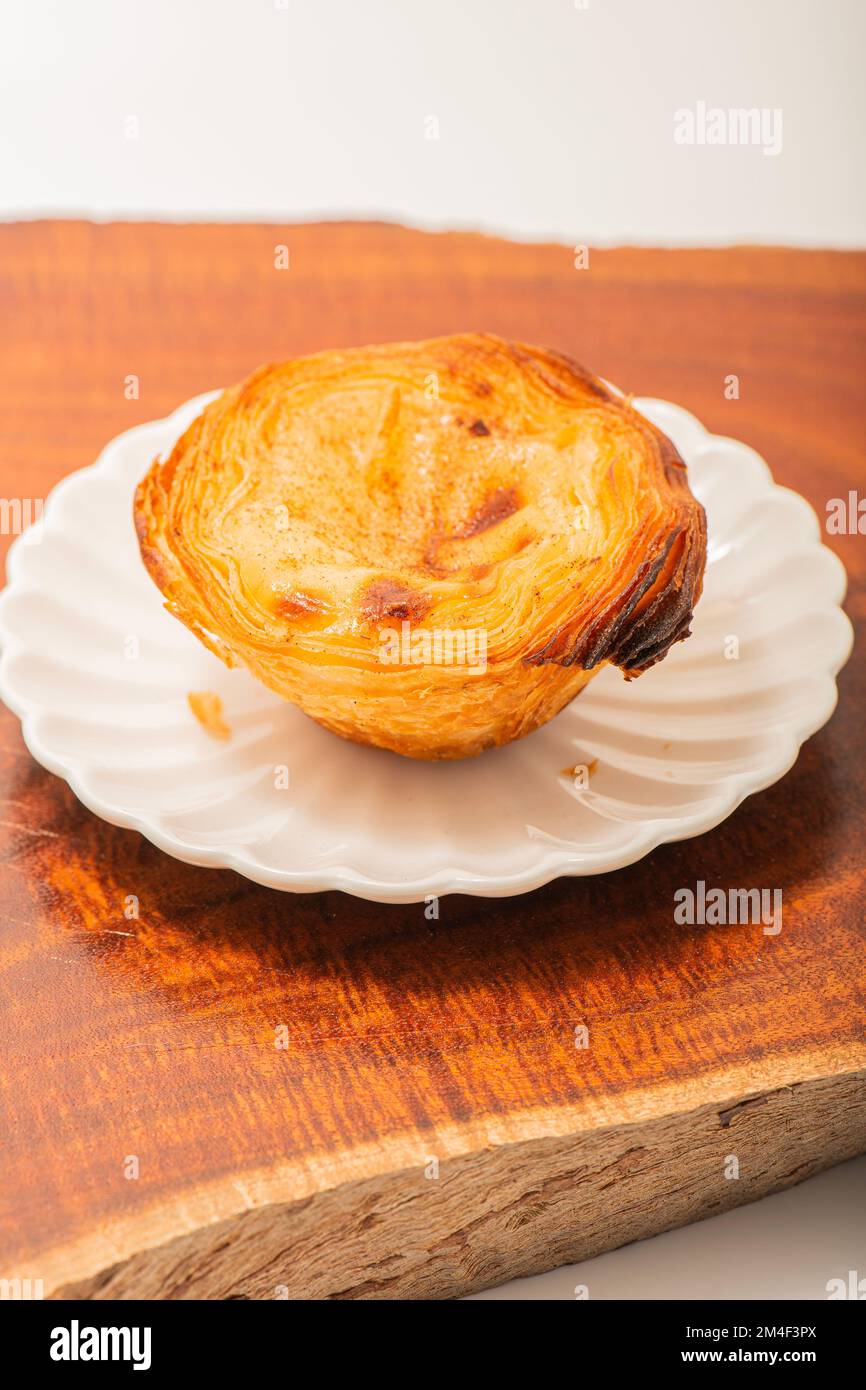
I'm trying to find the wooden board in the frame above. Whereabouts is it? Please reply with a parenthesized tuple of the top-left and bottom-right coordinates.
(0, 223, 864, 1300)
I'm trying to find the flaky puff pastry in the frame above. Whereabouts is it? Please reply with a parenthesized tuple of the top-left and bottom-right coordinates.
(135, 334, 706, 759)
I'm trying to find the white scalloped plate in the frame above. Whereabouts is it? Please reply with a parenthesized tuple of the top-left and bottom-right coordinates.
(0, 392, 852, 903)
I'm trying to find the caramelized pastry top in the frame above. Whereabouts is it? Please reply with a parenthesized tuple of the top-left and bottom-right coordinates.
(135, 333, 706, 681)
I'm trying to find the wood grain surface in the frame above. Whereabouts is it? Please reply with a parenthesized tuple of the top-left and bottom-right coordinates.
(0, 222, 864, 1300)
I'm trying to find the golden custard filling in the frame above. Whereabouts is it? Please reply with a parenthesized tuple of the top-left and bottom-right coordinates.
(135, 333, 706, 759)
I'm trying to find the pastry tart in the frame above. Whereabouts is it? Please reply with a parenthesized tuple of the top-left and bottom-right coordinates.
(135, 334, 706, 759)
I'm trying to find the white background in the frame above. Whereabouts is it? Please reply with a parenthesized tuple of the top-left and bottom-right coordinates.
(2, 0, 863, 1301)
(1, 0, 864, 245)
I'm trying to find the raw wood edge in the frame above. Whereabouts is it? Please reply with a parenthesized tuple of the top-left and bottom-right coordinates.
(50, 1070, 866, 1300)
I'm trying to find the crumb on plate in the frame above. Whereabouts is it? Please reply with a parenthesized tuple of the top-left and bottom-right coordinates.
(187, 690, 231, 741)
